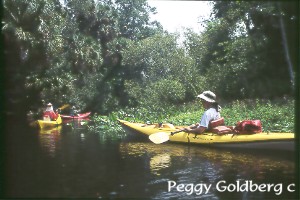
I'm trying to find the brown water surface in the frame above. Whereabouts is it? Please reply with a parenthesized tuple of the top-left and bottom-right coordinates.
(3, 122, 296, 199)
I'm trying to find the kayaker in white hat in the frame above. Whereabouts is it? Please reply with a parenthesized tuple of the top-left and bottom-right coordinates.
(179, 91, 221, 134)
(43, 102, 58, 121)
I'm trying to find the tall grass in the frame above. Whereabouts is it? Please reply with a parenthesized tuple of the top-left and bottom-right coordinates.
(88, 98, 295, 140)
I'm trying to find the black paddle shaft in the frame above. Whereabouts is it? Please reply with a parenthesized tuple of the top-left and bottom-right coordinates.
(170, 130, 182, 136)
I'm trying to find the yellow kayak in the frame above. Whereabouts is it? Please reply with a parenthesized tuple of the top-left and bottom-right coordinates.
(37, 115, 62, 129)
(118, 120, 294, 151)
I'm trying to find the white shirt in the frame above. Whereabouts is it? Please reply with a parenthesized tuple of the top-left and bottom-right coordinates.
(199, 108, 220, 128)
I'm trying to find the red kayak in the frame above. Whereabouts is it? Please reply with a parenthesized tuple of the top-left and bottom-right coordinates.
(60, 112, 91, 119)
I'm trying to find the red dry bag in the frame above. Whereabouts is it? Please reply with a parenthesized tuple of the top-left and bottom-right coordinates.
(234, 120, 262, 134)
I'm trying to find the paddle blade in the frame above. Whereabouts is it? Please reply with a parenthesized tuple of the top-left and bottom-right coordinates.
(149, 132, 170, 144)
(59, 104, 70, 110)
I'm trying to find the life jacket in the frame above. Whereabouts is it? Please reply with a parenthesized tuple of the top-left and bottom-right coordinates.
(209, 118, 234, 135)
(209, 118, 263, 135)
(43, 111, 58, 121)
(209, 117, 225, 128)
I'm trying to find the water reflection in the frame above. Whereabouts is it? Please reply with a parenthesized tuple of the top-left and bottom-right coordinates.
(31, 129, 295, 199)
(119, 142, 295, 199)
(119, 142, 294, 176)
(150, 154, 171, 175)
(38, 126, 62, 157)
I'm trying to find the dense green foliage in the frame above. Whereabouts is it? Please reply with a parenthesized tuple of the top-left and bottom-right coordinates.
(3, 1, 297, 126)
(184, 1, 297, 99)
(3, 0, 162, 120)
(122, 34, 204, 106)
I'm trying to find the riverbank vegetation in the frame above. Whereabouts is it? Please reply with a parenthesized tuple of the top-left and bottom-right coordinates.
(3, 1, 297, 135)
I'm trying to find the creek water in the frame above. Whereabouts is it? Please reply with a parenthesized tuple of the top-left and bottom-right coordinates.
(3, 120, 297, 199)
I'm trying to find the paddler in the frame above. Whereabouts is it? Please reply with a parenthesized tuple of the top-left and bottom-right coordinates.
(179, 91, 221, 134)
(43, 103, 59, 121)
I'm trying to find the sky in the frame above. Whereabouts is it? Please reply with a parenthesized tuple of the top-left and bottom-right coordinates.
(147, 1, 213, 33)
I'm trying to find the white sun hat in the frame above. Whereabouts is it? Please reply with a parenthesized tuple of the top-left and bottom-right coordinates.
(197, 91, 217, 103)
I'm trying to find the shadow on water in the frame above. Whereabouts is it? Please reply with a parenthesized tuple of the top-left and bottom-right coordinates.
(3, 122, 297, 199)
